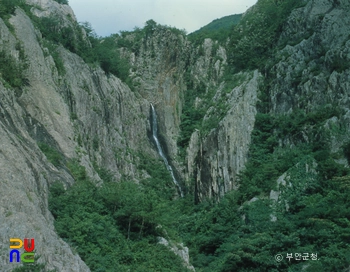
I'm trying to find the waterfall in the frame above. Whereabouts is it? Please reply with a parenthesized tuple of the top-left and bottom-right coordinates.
(151, 104, 184, 197)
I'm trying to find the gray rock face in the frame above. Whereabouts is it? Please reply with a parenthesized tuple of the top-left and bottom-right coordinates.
(129, 28, 191, 161)
(27, 0, 76, 20)
(158, 237, 195, 271)
(0, 2, 154, 271)
(271, 0, 350, 150)
(1, 2, 226, 268)
(1, 8, 89, 271)
(269, 158, 318, 219)
(1, 0, 350, 269)
(124, 28, 228, 187)
(184, 0, 350, 201)
(186, 71, 260, 201)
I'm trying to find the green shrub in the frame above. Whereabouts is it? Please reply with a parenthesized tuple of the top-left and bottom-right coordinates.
(42, 41, 66, 75)
(226, 0, 305, 72)
(0, 0, 24, 17)
(93, 161, 114, 183)
(93, 36, 131, 81)
(66, 159, 86, 181)
(38, 143, 62, 167)
(0, 51, 28, 88)
(175, 172, 350, 272)
(177, 88, 206, 154)
(344, 141, 350, 163)
(49, 171, 188, 271)
(92, 137, 99, 151)
(34, 15, 81, 54)
(188, 14, 242, 45)
(53, 0, 68, 4)
(328, 54, 348, 73)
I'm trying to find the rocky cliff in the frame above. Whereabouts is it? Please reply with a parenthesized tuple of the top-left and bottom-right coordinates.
(0, 1, 155, 270)
(1, 0, 349, 270)
(184, 0, 350, 202)
(271, 0, 350, 146)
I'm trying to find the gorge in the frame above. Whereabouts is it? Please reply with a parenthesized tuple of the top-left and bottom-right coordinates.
(0, 0, 350, 271)
(150, 103, 184, 197)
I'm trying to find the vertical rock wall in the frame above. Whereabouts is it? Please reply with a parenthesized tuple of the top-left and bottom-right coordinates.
(0, 3, 154, 270)
(186, 71, 260, 201)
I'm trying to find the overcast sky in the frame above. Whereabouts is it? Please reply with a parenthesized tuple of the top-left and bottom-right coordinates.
(68, 0, 258, 37)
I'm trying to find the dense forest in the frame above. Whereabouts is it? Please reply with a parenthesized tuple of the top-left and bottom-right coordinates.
(188, 14, 242, 44)
(2, 0, 349, 271)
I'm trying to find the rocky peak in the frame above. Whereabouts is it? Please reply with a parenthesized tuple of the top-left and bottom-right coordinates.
(27, 0, 75, 20)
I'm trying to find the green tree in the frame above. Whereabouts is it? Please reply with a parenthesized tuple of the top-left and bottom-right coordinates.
(53, 0, 69, 4)
(144, 19, 158, 35)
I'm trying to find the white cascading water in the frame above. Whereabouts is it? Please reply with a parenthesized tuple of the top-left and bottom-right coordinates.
(150, 104, 184, 197)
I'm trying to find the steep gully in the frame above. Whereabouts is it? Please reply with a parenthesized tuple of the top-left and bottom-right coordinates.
(151, 104, 184, 197)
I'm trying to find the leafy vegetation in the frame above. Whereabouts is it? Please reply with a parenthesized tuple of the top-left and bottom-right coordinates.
(50, 144, 350, 272)
(38, 143, 63, 167)
(0, 0, 29, 88)
(0, 0, 24, 17)
(42, 40, 66, 75)
(0, 50, 28, 88)
(344, 141, 350, 163)
(30, 14, 93, 63)
(176, 99, 349, 271)
(238, 104, 348, 201)
(178, 72, 253, 159)
(226, 0, 305, 72)
(89, 35, 130, 81)
(177, 174, 350, 271)
(188, 14, 242, 44)
(53, 0, 68, 4)
(177, 86, 206, 157)
(177, 0, 308, 154)
(175, 1, 350, 266)
(29, 16, 185, 87)
(49, 155, 191, 271)
(1, 1, 188, 90)
(35, 1, 349, 271)
(2, 1, 131, 83)
(115, 19, 186, 61)
(49, 95, 350, 271)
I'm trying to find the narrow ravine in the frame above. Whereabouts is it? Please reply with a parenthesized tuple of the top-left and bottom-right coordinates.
(150, 104, 184, 197)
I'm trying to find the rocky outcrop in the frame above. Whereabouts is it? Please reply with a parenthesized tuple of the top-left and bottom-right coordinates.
(269, 157, 318, 214)
(0, 2, 154, 270)
(191, 38, 227, 86)
(27, 0, 76, 21)
(2, 0, 350, 269)
(158, 237, 195, 271)
(124, 28, 228, 187)
(0, 2, 228, 268)
(184, 0, 350, 201)
(129, 28, 191, 161)
(271, 0, 350, 151)
(186, 71, 260, 201)
(121, 22, 256, 202)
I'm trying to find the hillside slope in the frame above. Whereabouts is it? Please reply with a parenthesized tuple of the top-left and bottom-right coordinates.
(188, 13, 242, 43)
